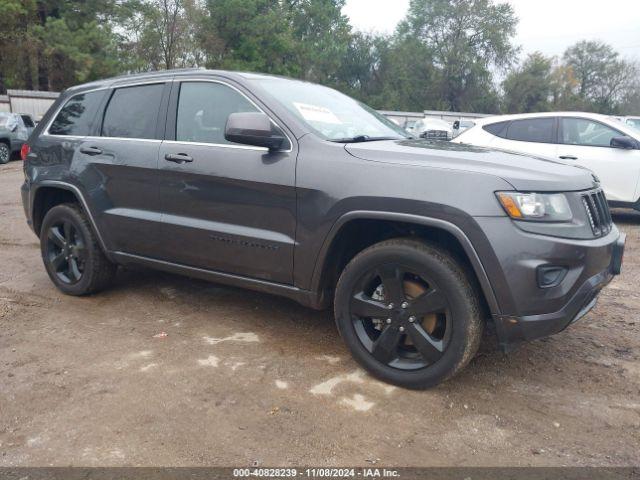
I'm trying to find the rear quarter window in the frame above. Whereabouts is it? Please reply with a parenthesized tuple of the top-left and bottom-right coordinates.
(48, 91, 104, 136)
(505, 118, 555, 143)
(482, 121, 509, 138)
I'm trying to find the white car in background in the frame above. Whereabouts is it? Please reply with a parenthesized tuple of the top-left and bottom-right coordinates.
(452, 119, 476, 137)
(410, 117, 453, 140)
(452, 112, 640, 207)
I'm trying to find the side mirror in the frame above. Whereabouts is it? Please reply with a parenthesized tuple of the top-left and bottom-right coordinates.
(225, 112, 285, 151)
(453, 120, 460, 130)
(610, 136, 637, 149)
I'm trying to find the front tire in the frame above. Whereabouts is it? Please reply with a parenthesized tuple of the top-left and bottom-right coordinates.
(40, 203, 117, 295)
(334, 238, 483, 389)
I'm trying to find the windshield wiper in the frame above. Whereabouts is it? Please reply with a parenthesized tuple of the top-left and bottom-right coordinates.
(331, 135, 405, 144)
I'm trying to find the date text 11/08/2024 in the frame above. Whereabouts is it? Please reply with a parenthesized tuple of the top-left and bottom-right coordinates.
(232, 468, 400, 478)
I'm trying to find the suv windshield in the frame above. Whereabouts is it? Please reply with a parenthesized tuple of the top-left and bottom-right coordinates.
(252, 77, 410, 142)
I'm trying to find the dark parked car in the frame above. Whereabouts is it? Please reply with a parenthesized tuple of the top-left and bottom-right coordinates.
(20, 70, 625, 388)
(0, 112, 36, 164)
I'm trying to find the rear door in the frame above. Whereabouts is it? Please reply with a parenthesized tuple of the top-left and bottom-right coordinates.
(557, 117, 640, 203)
(78, 81, 171, 257)
(156, 79, 297, 283)
(489, 117, 558, 159)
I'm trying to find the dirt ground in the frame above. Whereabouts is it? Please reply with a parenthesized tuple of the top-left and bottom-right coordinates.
(0, 160, 638, 467)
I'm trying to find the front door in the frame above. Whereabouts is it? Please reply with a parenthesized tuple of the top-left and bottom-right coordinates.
(557, 117, 640, 203)
(157, 80, 297, 284)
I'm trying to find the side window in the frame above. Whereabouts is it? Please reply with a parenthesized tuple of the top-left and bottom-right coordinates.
(49, 92, 103, 136)
(482, 121, 509, 138)
(560, 118, 621, 147)
(506, 118, 555, 143)
(176, 82, 259, 145)
(102, 84, 164, 139)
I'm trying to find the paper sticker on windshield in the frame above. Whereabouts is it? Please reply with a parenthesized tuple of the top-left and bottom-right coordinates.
(294, 102, 342, 125)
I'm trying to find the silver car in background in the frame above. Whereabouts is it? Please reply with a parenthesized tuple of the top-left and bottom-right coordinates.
(0, 112, 36, 164)
(409, 117, 454, 140)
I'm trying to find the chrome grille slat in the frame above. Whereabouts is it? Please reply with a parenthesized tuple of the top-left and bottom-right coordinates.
(582, 189, 612, 237)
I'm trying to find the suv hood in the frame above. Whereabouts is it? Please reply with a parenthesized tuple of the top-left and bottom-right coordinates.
(345, 139, 597, 192)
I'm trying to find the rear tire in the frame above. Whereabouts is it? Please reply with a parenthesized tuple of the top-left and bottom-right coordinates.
(40, 203, 117, 295)
(334, 238, 483, 389)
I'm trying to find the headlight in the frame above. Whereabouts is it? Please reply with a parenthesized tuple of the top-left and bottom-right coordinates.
(496, 192, 572, 222)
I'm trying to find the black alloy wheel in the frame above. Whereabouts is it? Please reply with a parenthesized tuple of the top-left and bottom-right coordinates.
(39, 203, 117, 295)
(44, 219, 87, 285)
(334, 238, 483, 389)
(349, 264, 451, 370)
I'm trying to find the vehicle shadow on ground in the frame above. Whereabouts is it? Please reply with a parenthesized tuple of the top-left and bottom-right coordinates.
(102, 264, 523, 391)
(61, 261, 626, 399)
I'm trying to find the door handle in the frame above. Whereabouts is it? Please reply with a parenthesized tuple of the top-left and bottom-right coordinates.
(165, 153, 194, 164)
(79, 146, 103, 156)
(559, 155, 578, 160)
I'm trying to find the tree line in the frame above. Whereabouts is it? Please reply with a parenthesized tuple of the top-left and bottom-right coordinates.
(1, 0, 638, 115)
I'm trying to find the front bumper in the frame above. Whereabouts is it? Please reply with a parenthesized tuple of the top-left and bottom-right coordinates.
(492, 232, 625, 351)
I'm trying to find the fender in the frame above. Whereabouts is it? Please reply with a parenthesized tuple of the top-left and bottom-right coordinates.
(309, 210, 501, 315)
(31, 180, 115, 262)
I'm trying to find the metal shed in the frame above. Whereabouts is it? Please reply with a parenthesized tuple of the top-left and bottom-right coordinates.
(6, 90, 60, 120)
(0, 95, 10, 113)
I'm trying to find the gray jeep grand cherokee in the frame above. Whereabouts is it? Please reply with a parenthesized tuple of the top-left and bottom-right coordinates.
(20, 69, 625, 389)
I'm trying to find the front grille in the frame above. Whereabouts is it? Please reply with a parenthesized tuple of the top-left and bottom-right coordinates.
(582, 189, 612, 237)
(420, 130, 449, 140)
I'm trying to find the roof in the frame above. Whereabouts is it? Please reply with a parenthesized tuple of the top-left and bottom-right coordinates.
(470, 111, 615, 126)
(64, 68, 317, 95)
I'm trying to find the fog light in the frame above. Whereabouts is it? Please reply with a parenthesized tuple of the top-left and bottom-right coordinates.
(537, 265, 567, 288)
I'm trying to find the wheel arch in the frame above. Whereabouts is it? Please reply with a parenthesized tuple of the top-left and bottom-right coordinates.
(31, 181, 112, 260)
(309, 211, 500, 316)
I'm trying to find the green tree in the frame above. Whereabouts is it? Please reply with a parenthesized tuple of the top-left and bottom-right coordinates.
(502, 52, 553, 113)
(397, 0, 518, 112)
(285, 0, 352, 84)
(117, 0, 205, 72)
(0, 0, 38, 92)
(563, 40, 637, 113)
(200, 0, 296, 74)
(369, 36, 441, 111)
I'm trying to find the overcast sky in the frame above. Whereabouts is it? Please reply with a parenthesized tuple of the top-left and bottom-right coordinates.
(342, 0, 640, 60)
